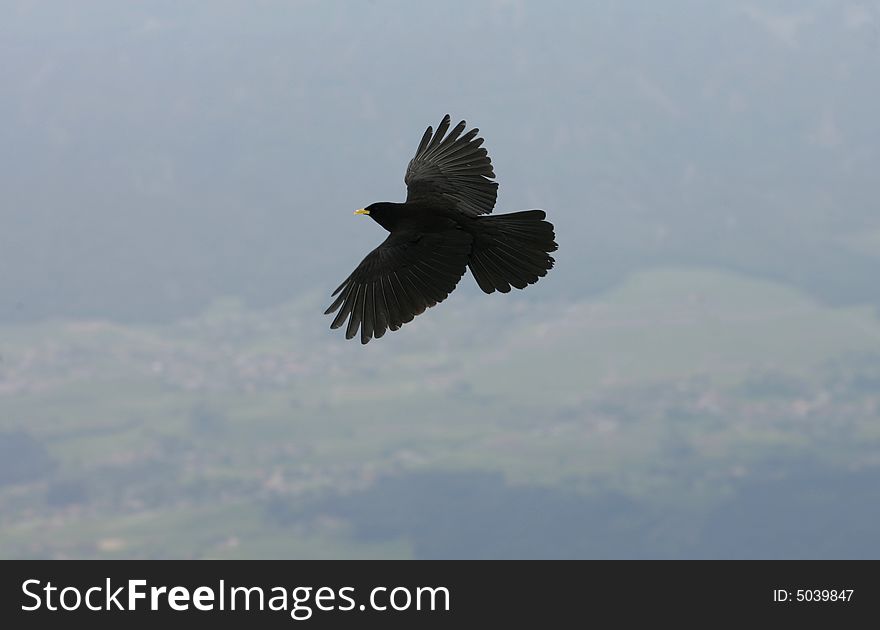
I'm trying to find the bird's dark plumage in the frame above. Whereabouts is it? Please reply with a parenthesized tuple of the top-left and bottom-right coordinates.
(325, 115, 557, 344)
(405, 116, 498, 217)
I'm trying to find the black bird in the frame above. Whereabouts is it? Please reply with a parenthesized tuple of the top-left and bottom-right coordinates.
(325, 115, 557, 344)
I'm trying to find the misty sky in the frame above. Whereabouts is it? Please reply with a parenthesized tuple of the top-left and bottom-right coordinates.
(1, 0, 878, 322)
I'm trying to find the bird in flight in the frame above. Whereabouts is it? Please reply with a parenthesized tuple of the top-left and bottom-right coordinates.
(325, 114, 557, 344)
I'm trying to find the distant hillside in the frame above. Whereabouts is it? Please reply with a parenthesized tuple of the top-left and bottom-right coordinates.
(2, 266, 879, 558)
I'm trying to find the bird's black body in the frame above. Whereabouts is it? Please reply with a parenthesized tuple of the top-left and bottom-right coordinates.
(362, 201, 460, 234)
(325, 115, 558, 344)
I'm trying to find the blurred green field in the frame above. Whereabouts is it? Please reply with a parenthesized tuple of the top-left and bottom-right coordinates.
(2, 267, 879, 558)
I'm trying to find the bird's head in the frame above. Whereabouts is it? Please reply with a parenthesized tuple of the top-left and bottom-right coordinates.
(354, 202, 397, 231)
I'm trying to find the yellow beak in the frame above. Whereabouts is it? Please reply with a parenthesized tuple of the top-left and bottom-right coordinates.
(354, 208, 370, 215)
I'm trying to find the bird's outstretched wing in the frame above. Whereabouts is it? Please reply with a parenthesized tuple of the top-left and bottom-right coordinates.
(404, 114, 498, 217)
(324, 229, 473, 344)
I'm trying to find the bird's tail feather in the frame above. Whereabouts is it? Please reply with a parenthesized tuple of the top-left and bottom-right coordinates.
(467, 210, 557, 294)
